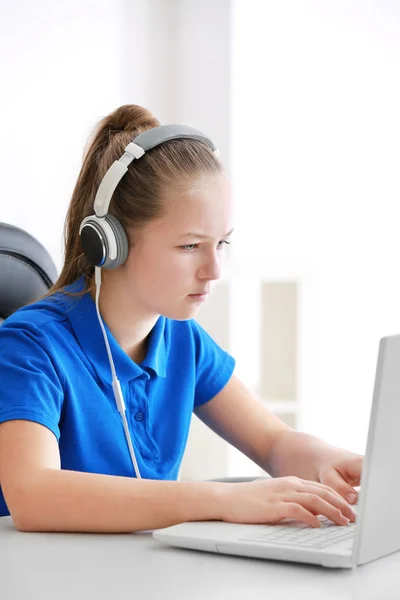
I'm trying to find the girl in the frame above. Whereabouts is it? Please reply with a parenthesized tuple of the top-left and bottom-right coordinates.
(0, 104, 361, 533)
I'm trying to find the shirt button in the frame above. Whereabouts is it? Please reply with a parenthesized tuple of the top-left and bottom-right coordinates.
(134, 412, 144, 422)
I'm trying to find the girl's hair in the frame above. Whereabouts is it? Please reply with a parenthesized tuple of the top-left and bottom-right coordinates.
(49, 104, 223, 296)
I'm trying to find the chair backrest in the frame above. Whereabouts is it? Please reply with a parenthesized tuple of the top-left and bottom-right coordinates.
(0, 222, 58, 325)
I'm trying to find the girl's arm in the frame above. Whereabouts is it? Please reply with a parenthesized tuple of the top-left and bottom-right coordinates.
(0, 419, 220, 532)
(195, 374, 362, 502)
(0, 418, 355, 532)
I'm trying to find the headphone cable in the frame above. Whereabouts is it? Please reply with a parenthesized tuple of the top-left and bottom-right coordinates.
(94, 266, 142, 479)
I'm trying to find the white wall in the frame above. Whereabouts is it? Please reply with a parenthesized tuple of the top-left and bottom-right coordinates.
(0, 0, 170, 269)
(231, 0, 400, 454)
(1, 0, 125, 266)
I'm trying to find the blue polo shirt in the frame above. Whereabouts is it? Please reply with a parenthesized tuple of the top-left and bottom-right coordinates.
(0, 277, 235, 517)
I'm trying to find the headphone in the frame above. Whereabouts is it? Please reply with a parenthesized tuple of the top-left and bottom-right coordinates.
(79, 124, 219, 269)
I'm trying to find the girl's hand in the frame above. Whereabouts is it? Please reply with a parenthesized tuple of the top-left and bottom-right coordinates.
(217, 476, 356, 528)
(318, 452, 363, 504)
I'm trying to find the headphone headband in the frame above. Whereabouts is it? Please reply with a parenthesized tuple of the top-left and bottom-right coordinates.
(132, 124, 218, 153)
(93, 124, 219, 218)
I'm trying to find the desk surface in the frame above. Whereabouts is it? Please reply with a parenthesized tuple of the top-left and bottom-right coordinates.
(1, 516, 400, 600)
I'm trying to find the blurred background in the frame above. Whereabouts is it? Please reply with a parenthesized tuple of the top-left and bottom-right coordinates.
(2, 0, 400, 480)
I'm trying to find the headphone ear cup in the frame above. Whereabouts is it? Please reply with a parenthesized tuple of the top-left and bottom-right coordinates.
(80, 217, 107, 267)
(102, 214, 129, 269)
(79, 214, 129, 269)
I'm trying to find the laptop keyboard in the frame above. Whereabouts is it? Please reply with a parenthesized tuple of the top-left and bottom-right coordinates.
(239, 517, 356, 550)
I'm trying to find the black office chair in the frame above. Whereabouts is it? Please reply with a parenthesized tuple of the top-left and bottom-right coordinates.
(0, 222, 58, 325)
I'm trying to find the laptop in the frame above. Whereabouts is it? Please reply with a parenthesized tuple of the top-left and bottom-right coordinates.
(153, 334, 400, 568)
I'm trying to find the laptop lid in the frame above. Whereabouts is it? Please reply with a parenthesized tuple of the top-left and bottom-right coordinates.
(353, 335, 400, 566)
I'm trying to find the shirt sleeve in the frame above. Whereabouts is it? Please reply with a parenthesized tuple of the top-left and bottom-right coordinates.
(191, 319, 236, 407)
(0, 321, 64, 440)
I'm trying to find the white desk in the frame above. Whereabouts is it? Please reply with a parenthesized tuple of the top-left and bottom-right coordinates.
(1, 515, 400, 600)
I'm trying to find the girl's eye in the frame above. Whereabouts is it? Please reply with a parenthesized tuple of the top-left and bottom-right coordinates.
(180, 243, 198, 251)
(179, 241, 231, 252)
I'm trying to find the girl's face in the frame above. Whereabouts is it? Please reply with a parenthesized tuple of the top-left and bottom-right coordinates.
(124, 173, 233, 320)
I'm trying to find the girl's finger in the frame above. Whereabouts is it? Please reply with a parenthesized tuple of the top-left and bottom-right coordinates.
(320, 468, 359, 504)
(289, 493, 351, 526)
(296, 479, 342, 498)
(297, 484, 356, 521)
(296, 478, 345, 501)
(275, 502, 322, 528)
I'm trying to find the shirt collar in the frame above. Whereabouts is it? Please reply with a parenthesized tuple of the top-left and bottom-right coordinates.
(63, 277, 167, 383)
